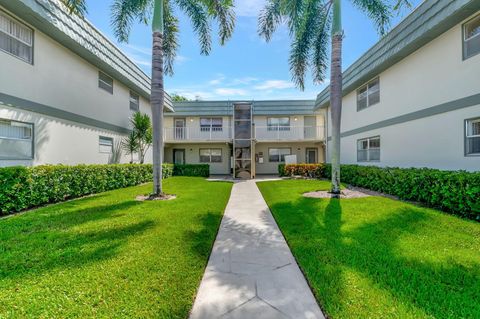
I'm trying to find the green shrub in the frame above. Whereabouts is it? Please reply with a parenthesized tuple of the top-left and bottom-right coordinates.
(173, 164, 209, 177)
(0, 163, 173, 216)
(278, 164, 286, 177)
(324, 164, 480, 220)
(282, 164, 325, 178)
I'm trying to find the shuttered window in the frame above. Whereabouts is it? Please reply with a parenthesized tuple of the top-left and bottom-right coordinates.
(466, 118, 480, 156)
(463, 14, 480, 60)
(200, 148, 222, 163)
(357, 78, 380, 111)
(357, 136, 380, 162)
(0, 11, 33, 64)
(0, 119, 33, 159)
(98, 71, 113, 94)
(99, 136, 113, 153)
(130, 91, 140, 111)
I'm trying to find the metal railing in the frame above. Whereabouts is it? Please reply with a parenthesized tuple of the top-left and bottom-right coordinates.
(254, 125, 324, 141)
(164, 126, 232, 141)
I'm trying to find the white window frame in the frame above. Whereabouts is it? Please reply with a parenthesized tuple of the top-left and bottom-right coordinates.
(199, 148, 222, 163)
(98, 71, 113, 94)
(99, 136, 113, 154)
(129, 91, 140, 111)
(200, 118, 223, 132)
(357, 77, 380, 111)
(267, 117, 291, 131)
(268, 148, 291, 163)
(357, 136, 381, 162)
(465, 117, 480, 156)
(0, 10, 34, 64)
(463, 14, 480, 60)
(0, 118, 34, 160)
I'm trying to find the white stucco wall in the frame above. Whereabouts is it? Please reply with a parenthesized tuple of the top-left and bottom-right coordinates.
(0, 6, 158, 167)
(325, 15, 480, 171)
(0, 105, 152, 167)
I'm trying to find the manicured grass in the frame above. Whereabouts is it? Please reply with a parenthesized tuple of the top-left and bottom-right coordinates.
(0, 177, 232, 318)
(257, 179, 480, 319)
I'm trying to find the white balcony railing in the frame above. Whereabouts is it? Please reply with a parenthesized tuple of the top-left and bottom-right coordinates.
(254, 126, 324, 141)
(164, 125, 325, 142)
(164, 127, 232, 141)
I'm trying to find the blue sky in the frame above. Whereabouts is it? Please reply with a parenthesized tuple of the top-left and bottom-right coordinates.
(85, 0, 420, 101)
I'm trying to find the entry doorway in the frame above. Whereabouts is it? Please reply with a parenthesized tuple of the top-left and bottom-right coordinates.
(306, 148, 317, 164)
(174, 118, 186, 140)
(173, 149, 186, 165)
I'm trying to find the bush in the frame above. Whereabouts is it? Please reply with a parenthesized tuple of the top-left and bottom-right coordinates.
(281, 164, 325, 178)
(173, 164, 209, 177)
(278, 164, 286, 177)
(323, 164, 480, 220)
(0, 163, 173, 216)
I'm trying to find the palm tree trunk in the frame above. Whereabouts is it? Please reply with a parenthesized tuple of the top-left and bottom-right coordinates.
(151, 0, 164, 195)
(330, 0, 342, 195)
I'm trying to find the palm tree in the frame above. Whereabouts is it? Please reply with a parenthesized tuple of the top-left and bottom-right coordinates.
(259, 0, 409, 194)
(63, 0, 235, 197)
(121, 131, 139, 164)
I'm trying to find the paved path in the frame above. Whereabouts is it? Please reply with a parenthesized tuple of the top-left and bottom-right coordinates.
(190, 180, 325, 319)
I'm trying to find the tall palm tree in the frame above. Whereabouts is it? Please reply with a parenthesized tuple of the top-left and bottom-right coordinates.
(259, 0, 409, 194)
(63, 0, 235, 197)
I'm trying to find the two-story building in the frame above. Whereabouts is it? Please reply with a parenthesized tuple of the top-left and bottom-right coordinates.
(318, 0, 480, 172)
(163, 100, 326, 177)
(0, 0, 173, 167)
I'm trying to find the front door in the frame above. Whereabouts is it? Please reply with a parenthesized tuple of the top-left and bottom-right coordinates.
(174, 118, 186, 140)
(173, 149, 185, 164)
(306, 148, 317, 164)
(304, 116, 317, 139)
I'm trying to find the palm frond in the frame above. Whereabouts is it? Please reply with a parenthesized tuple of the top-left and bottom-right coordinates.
(288, 0, 324, 90)
(61, 0, 88, 15)
(350, 0, 391, 35)
(110, 0, 151, 43)
(312, 2, 332, 84)
(175, 0, 212, 55)
(258, 0, 284, 42)
(202, 0, 235, 45)
(163, 0, 179, 76)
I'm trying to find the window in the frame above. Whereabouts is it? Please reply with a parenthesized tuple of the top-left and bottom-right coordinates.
(466, 118, 480, 156)
(98, 71, 113, 94)
(463, 14, 480, 60)
(267, 117, 290, 131)
(357, 78, 380, 111)
(200, 118, 223, 132)
(268, 148, 291, 162)
(0, 119, 33, 160)
(129, 91, 140, 111)
(200, 149, 222, 163)
(99, 136, 113, 153)
(357, 136, 380, 162)
(0, 10, 33, 64)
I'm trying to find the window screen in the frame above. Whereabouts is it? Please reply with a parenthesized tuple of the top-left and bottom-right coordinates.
(357, 136, 380, 162)
(0, 11, 33, 64)
(98, 71, 113, 94)
(466, 118, 480, 155)
(0, 119, 33, 159)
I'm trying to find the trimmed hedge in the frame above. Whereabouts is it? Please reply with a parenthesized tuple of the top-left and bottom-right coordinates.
(173, 164, 210, 177)
(0, 163, 174, 215)
(280, 164, 325, 178)
(324, 164, 480, 220)
(278, 164, 286, 177)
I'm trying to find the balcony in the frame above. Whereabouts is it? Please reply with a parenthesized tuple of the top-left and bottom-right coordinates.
(254, 125, 324, 142)
(164, 125, 325, 143)
(164, 127, 232, 142)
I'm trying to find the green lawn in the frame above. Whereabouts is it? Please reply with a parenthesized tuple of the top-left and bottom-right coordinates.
(0, 177, 232, 318)
(257, 179, 480, 319)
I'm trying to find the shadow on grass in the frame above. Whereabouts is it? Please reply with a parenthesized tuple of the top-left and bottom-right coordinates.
(184, 212, 225, 259)
(271, 197, 480, 318)
(0, 199, 153, 281)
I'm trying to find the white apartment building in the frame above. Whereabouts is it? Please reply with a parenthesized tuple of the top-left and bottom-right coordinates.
(318, 0, 480, 172)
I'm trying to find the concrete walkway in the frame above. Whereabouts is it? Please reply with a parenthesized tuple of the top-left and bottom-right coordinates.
(190, 180, 325, 319)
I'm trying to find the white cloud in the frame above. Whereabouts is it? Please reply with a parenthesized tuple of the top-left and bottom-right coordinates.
(254, 80, 295, 90)
(214, 88, 247, 96)
(234, 0, 266, 17)
(208, 74, 226, 85)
